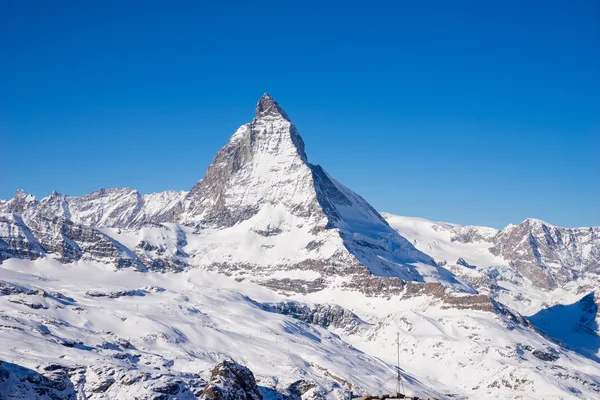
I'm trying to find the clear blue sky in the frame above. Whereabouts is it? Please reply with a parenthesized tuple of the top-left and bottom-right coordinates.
(1, 1, 598, 228)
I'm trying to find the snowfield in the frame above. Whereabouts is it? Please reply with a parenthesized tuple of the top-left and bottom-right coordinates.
(2, 258, 600, 399)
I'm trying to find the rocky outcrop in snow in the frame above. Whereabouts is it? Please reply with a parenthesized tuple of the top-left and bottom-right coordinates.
(0, 359, 206, 400)
(200, 360, 262, 400)
(264, 300, 366, 334)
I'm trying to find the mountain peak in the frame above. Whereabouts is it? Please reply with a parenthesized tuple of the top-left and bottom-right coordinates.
(255, 93, 290, 121)
(522, 217, 552, 227)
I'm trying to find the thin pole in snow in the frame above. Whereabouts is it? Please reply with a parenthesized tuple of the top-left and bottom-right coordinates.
(396, 332, 401, 394)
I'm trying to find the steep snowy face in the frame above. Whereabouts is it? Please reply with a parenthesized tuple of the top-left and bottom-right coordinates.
(182, 94, 321, 227)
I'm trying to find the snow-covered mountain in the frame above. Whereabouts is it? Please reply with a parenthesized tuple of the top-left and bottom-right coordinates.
(384, 213, 600, 362)
(1, 94, 600, 399)
(0, 94, 459, 290)
(383, 214, 600, 310)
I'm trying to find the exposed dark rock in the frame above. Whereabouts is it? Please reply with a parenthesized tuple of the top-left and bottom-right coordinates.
(152, 381, 181, 394)
(0, 280, 36, 296)
(86, 289, 147, 298)
(533, 349, 560, 362)
(264, 300, 365, 334)
(7, 298, 48, 309)
(288, 379, 318, 397)
(456, 257, 475, 269)
(262, 278, 327, 295)
(200, 360, 262, 400)
(0, 360, 77, 399)
(91, 377, 116, 392)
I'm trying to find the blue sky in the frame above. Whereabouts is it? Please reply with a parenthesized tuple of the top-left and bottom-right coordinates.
(1, 1, 598, 228)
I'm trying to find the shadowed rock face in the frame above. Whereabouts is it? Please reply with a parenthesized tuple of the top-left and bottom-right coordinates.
(200, 360, 263, 400)
(0, 360, 77, 400)
(528, 292, 600, 361)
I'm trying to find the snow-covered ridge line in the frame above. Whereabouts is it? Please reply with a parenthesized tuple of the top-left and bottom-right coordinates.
(383, 213, 600, 316)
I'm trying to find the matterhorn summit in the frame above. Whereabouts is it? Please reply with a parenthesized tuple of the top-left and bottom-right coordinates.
(179, 93, 460, 289)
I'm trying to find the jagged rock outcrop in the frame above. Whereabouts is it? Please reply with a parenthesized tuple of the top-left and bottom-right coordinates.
(264, 300, 366, 334)
(0, 361, 77, 400)
(489, 219, 600, 290)
(200, 360, 262, 400)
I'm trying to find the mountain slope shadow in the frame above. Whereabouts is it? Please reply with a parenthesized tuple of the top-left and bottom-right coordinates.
(528, 292, 600, 362)
(0, 360, 77, 399)
(310, 164, 466, 287)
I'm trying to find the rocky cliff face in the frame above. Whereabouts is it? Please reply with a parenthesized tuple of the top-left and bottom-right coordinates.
(489, 218, 600, 290)
(385, 214, 600, 294)
(263, 299, 366, 335)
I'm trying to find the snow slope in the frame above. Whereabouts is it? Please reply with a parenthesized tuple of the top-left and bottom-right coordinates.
(2, 259, 600, 399)
(384, 213, 600, 362)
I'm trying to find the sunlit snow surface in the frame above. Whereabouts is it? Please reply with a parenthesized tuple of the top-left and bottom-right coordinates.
(2, 259, 600, 399)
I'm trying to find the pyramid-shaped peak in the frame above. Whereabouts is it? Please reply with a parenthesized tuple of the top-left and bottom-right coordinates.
(255, 93, 290, 121)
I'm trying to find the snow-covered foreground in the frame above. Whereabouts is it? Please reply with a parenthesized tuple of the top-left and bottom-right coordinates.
(2, 258, 600, 399)
(0, 258, 441, 399)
